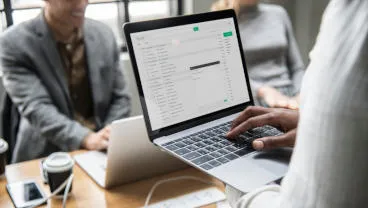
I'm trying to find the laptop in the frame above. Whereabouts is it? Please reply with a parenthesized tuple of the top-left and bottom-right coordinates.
(123, 10, 291, 193)
(74, 116, 188, 188)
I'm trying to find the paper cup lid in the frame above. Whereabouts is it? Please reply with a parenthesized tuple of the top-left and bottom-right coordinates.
(44, 152, 74, 173)
(0, 139, 8, 154)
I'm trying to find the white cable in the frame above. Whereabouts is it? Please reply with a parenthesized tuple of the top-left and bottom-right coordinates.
(144, 176, 217, 208)
(29, 174, 74, 208)
(62, 174, 74, 208)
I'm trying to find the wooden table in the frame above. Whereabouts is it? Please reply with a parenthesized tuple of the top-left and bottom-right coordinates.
(0, 151, 225, 208)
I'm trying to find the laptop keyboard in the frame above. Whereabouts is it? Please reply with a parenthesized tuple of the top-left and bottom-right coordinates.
(162, 121, 283, 171)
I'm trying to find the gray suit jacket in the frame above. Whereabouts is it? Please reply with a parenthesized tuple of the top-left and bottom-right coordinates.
(0, 14, 131, 163)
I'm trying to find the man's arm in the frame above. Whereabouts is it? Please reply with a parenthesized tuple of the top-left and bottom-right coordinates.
(0, 38, 90, 151)
(225, 106, 297, 207)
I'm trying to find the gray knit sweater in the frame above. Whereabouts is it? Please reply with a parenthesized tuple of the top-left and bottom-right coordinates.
(237, 4, 305, 97)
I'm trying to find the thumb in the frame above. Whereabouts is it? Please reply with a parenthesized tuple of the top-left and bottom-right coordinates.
(288, 99, 299, 110)
(98, 140, 109, 150)
(252, 129, 296, 150)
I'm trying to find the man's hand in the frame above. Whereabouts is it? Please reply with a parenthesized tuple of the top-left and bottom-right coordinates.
(258, 86, 299, 110)
(226, 106, 299, 150)
(81, 125, 111, 150)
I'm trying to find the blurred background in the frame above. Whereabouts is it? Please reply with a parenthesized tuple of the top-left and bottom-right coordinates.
(0, 0, 330, 63)
(0, 0, 330, 127)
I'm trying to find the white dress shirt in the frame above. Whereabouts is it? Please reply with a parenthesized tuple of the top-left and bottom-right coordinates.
(230, 0, 368, 207)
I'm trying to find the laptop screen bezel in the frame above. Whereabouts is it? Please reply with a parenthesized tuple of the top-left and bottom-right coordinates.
(124, 9, 254, 141)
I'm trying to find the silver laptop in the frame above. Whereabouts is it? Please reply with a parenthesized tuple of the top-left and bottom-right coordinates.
(123, 10, 291, 193)
(74, 116, 188, 188)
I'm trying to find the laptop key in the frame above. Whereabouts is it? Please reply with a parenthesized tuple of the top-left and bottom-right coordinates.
(213, 129, 223, 135)
(165, 145, 178, 151)
(213, 143, 224, 149)
(206, 132, 216, 137)
(198, 130, 207, 135)
(219, 142, 227, 148)
(191, 137, 201, 142)
(219, 123, 227, 127)
(194, 142, 206, 148)
(218, 129, 227, 134)
(183, 152, 201, 160)
(197, 149, 210, 155)
(175, 142, 186, 148)
(199, 134, 209, 139)
(235, 135, 248, 142)
(205, 146, 217, 152)
(262, 130, 277, 137)
(212, 137, 222, 142)
(217, 157, 230, 164)
(242, 132, 254, 139)
(200, 164, 213, 170)
(220, 139, 232, 146)
(208, 160, 222, 168)
(174, 148, 190, 156)
(162, 141, 176, 146)
(192, 155, 214, 165)
(266, 128, 283, 136)
(224, 153, 239, 161)
(250, 127, 267, 135)
(232, 143, 247, 149)
(182, 139, 194, 145)
(220, 127, 229, 132)
(187, 145, 198, 151)
(272, 127, 282, 132)
(264, 125, 273, 130)
(235, 149, 254, 157)
(225, 146, 238, 152)
(182, 136, 191, 140)
(203, 140, 214, 145)
(210, 152, 222, 158)
(218, 149, 230, 155)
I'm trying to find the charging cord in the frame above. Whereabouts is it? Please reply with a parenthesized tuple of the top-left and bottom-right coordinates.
(62, 174, 74, 208)
(29, 175, 214, 207)
(30, 174, 74, 208)
(144, 176, 217, 208)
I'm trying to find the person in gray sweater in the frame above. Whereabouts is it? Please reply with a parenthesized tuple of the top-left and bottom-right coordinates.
(212, 0, 305, 109)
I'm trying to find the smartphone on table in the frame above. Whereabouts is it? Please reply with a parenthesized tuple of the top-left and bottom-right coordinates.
(6, 180, 46, 208)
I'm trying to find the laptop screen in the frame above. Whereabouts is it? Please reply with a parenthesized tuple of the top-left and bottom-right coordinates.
(130, 17, 250, 131)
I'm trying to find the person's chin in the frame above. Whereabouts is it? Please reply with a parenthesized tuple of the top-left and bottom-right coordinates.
(72, 19, 85, 28)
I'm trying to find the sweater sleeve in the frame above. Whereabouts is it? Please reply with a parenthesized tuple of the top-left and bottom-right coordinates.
(281, 8, 305, 93)
(236, 185, 281, 208)
(249, 78, 264, 99)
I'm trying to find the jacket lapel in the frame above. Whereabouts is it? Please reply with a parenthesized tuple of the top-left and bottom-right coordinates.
(33, 14, 71, 106)
(84, 23, 103, 127)
(33, 14, 103, 125)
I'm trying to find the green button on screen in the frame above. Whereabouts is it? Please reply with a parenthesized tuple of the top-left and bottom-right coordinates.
(223, 31, 233, 37)
(193, 27, 199, 32)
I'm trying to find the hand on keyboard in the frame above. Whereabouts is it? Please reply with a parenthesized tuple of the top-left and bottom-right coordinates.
(226, 106, 299, 150)
(81, 125, 111, 150)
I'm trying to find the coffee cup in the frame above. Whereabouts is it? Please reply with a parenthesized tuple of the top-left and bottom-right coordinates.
(0, 138, 8, 176)
(43, 152, 74, 195)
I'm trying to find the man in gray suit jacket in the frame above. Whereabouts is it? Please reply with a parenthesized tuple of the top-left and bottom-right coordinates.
(0, 0, 131, 162)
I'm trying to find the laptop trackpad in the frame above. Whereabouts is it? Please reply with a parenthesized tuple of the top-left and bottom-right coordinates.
(211, 149, 291, 193)
(249, 148, 292, 176)
(211, 157, 277, 193)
